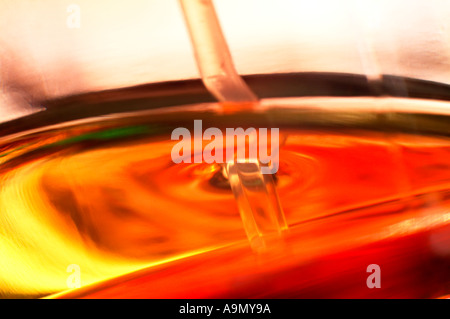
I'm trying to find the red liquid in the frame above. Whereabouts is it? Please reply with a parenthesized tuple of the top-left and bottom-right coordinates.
(0, 99, 448, 298)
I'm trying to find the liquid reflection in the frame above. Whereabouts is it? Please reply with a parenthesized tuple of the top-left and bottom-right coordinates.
(0, 99, 449, 298)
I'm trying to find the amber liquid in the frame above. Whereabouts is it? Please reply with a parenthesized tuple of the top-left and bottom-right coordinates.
(0, 97, 449, 298)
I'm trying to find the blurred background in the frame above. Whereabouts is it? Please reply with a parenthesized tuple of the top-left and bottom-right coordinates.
(1, 0, 450, 122)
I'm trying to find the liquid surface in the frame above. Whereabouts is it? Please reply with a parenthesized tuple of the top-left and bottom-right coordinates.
(0, 98, 449, 298)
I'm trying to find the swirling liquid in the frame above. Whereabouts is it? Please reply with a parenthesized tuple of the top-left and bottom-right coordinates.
(0, 97, 449, 298)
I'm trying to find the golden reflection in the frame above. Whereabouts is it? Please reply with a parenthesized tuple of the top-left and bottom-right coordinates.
(0, 101, 449, 297)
